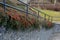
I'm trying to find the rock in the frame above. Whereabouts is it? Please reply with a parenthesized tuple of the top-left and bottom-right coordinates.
(0, 26, 6, 33)
(18, 38, 21, 40)
(0, 33, 2, 36)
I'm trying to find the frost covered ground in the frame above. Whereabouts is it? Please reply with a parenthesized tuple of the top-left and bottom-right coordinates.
(0, 24, 60, 40)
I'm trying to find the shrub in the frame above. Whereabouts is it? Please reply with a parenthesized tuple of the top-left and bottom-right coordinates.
(0, 12, 8, 27)
(31, 19, 40, 30)
(0, 11, 40, 31)
(42, 20, 54, 30)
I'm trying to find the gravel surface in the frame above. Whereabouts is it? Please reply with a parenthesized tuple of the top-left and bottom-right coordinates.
(0, 24, 60, 40)
(49, 33, 60, 40)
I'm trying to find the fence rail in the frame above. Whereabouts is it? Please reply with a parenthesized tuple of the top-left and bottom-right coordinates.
(0, 0, 53, 26)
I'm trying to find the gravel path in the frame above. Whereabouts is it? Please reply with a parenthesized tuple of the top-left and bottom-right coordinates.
(49, 33, 60, 40)
(0, 24, 60, 40)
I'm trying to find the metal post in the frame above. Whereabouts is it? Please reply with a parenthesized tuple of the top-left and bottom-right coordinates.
(43, 14, 46, 27)
(26, 5, 28, 16)
(51, 17, 53, 23)
(48, 16, 50, 21)
(25, 4, 28, 27)
(37, 11, 39, 27)
(44, 14, 46, 21)
(3, 0, 6, 13)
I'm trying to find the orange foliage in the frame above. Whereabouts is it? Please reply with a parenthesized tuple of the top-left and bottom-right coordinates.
(47, 21, 52, 27)
(29, 18, 35, 25)
(6, 8, 36, 27)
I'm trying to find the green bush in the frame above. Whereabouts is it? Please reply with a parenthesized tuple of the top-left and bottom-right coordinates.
(0, 12, 8, 27)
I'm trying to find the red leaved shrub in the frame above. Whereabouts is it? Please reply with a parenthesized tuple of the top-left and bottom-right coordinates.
(47, 21, 52, 27)
(29, 18, 35, 25)
(9, 10, 32, 26)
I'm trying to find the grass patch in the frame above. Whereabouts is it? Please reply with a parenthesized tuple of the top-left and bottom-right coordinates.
(40, 9, 60, 21)
(31, 7, 60, 21)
